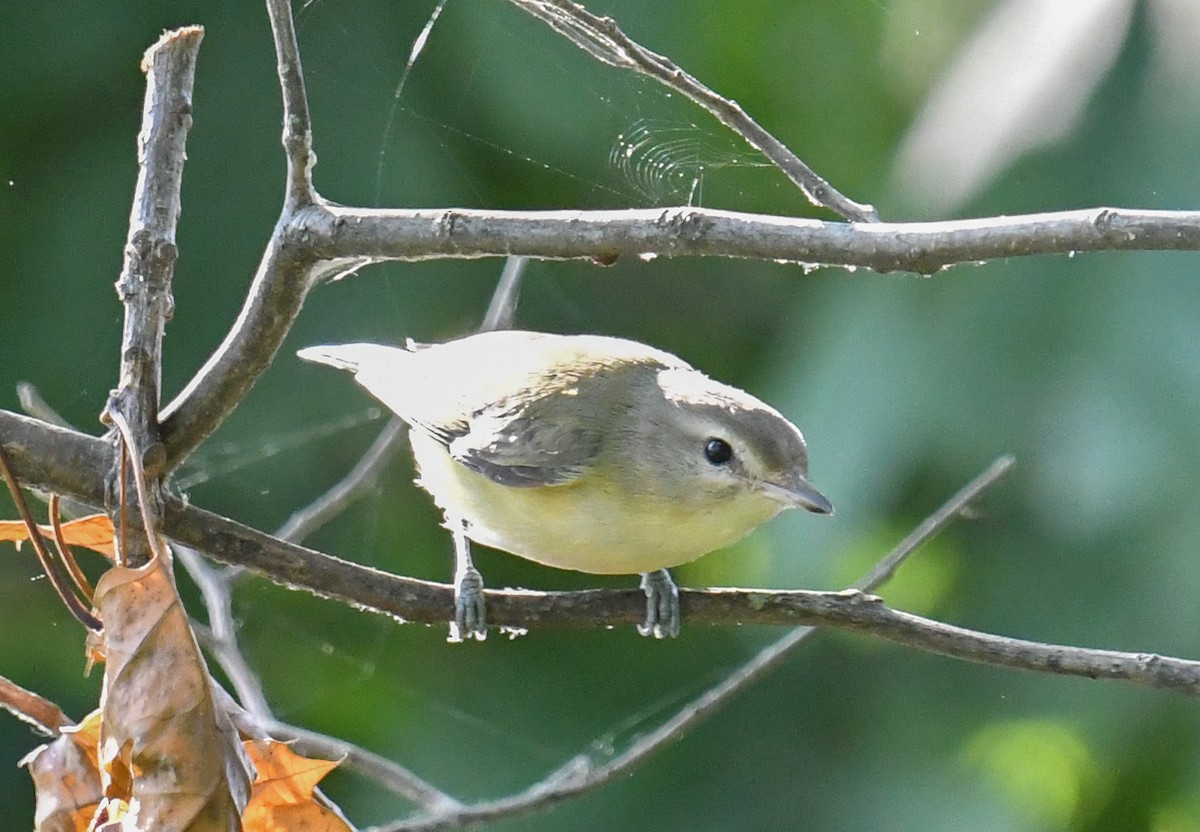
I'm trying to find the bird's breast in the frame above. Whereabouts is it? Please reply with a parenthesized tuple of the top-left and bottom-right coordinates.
(408, 431, 783, 575)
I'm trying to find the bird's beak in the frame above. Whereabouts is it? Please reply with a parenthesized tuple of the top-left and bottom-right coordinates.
(760, 475, 833, 515)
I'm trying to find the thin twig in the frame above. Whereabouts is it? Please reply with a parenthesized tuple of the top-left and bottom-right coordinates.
(265, 0, 316, 207)
(118, 440, 130, 567)
(374, 456, 1015, 830)
(480, 256, 528, 332)
(16, 383, 71, 429)
(105, 403, 171, 566)
(853, 455, 1015, 591)
(508, 0, 878, 223)
(0, 444, 101, 631)
(275, 417, 408, 544)
(306, 203, 1200, 274)
(177, 544, 271, 719)
(48, 495, 95, 603)
(374, 0, 451, 205)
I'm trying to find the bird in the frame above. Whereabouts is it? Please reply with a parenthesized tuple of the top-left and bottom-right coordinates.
(298, 330, 831, 640)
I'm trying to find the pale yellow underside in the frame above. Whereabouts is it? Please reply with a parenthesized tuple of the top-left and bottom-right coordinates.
(409, 432, 784, 575)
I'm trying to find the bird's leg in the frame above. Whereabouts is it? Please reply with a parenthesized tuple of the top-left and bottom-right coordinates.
(638, 568, 680, 638)
(449, 516, 487, 641)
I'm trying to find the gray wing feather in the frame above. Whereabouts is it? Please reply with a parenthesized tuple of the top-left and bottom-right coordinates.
(447, 407, 599, 487)
(301, 333, 669, 488)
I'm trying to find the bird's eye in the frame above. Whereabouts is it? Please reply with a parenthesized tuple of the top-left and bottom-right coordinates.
(704, 437, 734, 465)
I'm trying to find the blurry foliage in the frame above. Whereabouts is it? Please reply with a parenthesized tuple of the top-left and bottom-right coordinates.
(963, 720, 1100, 827)
(3, 1, 1200, 830)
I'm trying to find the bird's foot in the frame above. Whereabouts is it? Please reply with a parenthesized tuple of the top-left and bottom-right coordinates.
(450, 563, 487, 642)
(638, 569, 680, 639)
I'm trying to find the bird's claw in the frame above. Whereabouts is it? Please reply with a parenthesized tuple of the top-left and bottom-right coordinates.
(451, 564, 487, 642)
(638, 569, 680, 638)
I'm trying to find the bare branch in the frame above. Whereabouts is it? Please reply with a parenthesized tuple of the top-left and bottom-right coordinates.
(0, 413, 109, 506)
(178, 546, 271, 719)
(304, 204, 1200, 273)
(507, 0, 878, 223)
(265, 0, 316, 207)
(157, 195, 1167, 474)
(113, 27, 202, 433)
(155, 488, 1200, 701)
(4, 411, 1200, 699)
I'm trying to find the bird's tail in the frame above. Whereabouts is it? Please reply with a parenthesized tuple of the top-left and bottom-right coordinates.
(296, 343, 408, 373)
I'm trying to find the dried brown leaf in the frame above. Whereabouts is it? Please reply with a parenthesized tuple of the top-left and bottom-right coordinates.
(243, 740, 352, 832)
(94, 555, 251, 831)
(23, 710, 103, 832)
(0, 514, 116, 558)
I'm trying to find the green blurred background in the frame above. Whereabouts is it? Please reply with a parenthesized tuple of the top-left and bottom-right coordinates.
(4, 1, 1200, 829)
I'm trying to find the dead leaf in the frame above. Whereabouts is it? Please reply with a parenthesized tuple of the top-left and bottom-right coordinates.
(94, 555, 251, 830)
(0, 514, 116, 558)
(23, 710, 103, 832)
(243, 740, 352, 832)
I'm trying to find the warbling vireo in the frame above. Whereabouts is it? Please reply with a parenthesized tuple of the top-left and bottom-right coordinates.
(299, 330, 831, 640)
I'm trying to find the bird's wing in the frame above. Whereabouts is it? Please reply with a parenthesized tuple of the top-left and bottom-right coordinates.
(447, 399, 601, 488)
(300, 333, 684, 488)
